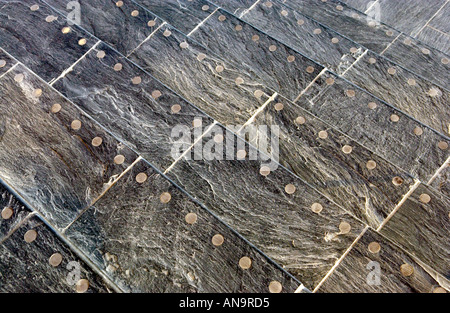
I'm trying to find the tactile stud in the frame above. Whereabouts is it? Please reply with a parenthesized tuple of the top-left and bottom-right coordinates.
(237, 149, 247, 159)
(218, 15, 226, 22)
(212, 234, 224, 246)
(252, 35, 260, 42)
(49, 253, 63, 267)
(171, 104, 181, 113)
(114, 155, 125, 165)
(392, 176, 404, 186)
(311, 203, 323, 214)
(368, 242, 381, 254)
(152, 90, 162, 99)
(239, 257, 252, 270)
(260, 166, 271, 176)
(78, 38, 87, 46)
(0, 60, 6, 68)
(339, 222, 351, 234)
(350, 47, 358, 53)
(131, 10, 139, 17)
(214, 134, 224, 143)
(297, 19, 304, 25)
(1, 207, 14, 220)
(287, 55, 295, 62)
(265, 2, 273, 8)
(313, 28, 322, 35)
(215, 65, 224, 73)
(331, 37, 339, 44)
(180, 42, 189, 49)
(235, 77, 244, 85)
(269, 281, 282, 293)
(197, 53, 206, 61)
(30, 4, 39, 11)
(285, 184, 296, 194)
(318, 130, 328, 139)
(419, 193, 431, 204)
(400, 263, 414, 277)
(71, 120, 82, 130)
(368, 102, 377, 110)
(116, 1, 123, 7)
(306, 66, 315, 73)
(235, 25, 243, 31)
(442, 58, 449, 65)
(163, 30, 172, 37)
(387, 67, 396, 75)
(14, 73, 24, 83)
(131, 76, 142, 85)
(113, 63, 123, 71)
(51, 103, 61, 113)
(185, 213, 197, 225)
(390, 114, 400, 122)
(269, 45, 277, 52)
(201, 5, 209, 11)
(45, 15, 57, 23)
(413, 127, 423, 136)
(368, 57, 377, 64)
(33, 89, 42, 97)
(407, 78, 416, 86)
(192, 119, 202, 128)
(366, 160, 377, 170)
(136, 172, 148, 184)
(76, 279, 89, 293)
(62, 27, 71, 34)
(160, 192, 172, 204)
(342, 145, 353, 154)
(97, 50, 106, 59)
(147, 20, 156, 27)
(92, 137, 103, 147)
(274, 103, 284, 111)
(326, 77, 335, 85)
(295, 116, 306, 125)
(346, 89, 356, 97)
(24, 229, 37, 243)
(438, 141, 448, 150)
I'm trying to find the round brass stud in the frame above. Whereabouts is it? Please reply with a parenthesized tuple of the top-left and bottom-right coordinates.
(390, 114, 400, 122)
(239, 257, 252, 269)
(438, 141, 448, 150)
(212, 234, 224, 246)
(113, 63, 123, 71)
(342, 145, 353, 154)
(76, 279, 89, 293)
(78, 38, 87, 46)
(368, 242, 381, 254)
(236, 150, 247, 159)
(136, 172, 148, 184)
(419, 193, 431, 204)
(269, 45, 277, 52)
(24, 229, 37, 243)
(1, 207, 14, 220)
(392, 176, 404, 186)
(171, 104, 182, 113)
(339, 221, 351, 234)
(366, 160, 377, 170)
(400, 263, 414, 277)
(185, 213, 197, 225)
(311, 203, 323, 214)
(368, 102, 377, 110)
(114, 155, 125, 165)
(148, 20, 156, 27)
(71, 120, 82, 130)
(131, 10, 139, 17)
(274, 102, 284, 111)
(285, 184, 296, 194)
(260, 166, 271, 176)
(413, 127, 423, 136)
(91, 137, 103, 147)
(295, 116, 306, 125)
(152, 90, 162, 99)
(160, 192, 172, 204)
(131, 76, 142, 85)
(269, 281, 282, 293)
(49, 253, 63, 267)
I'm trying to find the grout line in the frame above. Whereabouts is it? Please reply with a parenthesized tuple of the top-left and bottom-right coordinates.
(239, 0, 261, 18)
(364, 0, 379, 14)
(293, 67, 327, 103)
(49, 40, 101, 86)
(376, 179, 421, 231)
(163, 121, 218, 174)
(427, 156, 450, 186)
(187, 7, 220, 37)
(61, 156, 143, 234)
(0, 62, 19, 79)
(426, 24, 450, 37)
(238, 92, 278, 132)
(413, 0, 449, 38)
(126, 22, 167, 58)
(341, 49, 368, 77)
(312, 226, 369, 293)
(380, 32, 402, 55)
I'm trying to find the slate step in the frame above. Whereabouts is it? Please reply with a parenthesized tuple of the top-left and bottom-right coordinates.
(0, 182, 113, 293)
(64, 159, 305, 293)
(201, 0, 450, 137)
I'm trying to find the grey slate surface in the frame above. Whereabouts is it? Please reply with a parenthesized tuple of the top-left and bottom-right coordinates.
(0, 0, 448, 293)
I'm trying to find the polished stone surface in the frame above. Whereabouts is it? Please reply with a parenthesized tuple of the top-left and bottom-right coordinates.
(65, 160, 302, 293)
(416, 26, 450, 55)
(129, 26, 272, 125)
(380, 184, 450, 289)
(53, 42, 212, 171)
(299, 71, 450, 183)
(43, 0, 163, 56)
(166, 124, 366, 290)
(239, 0, 365, 74)
(0, 214, 112, 292)
(278, 0, 400, 55)
(0, 49, 16, 77)
(343, 50, 450, 136)
(189, 9, 323, 102)
(246, 94, 416, 228)
(0, 64, 139, 229)
(0, 0, 96, 82)
(317, 228, 442, 293)
(134, 0, 218, 34)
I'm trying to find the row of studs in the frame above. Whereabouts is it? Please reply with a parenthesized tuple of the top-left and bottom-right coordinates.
(217, 13, 361, 58)
(366, 57, 443, 97)
(132, 171, 287, 293)
(307, 76, 449, 149)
